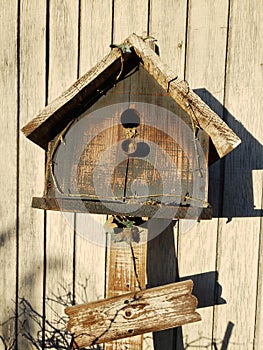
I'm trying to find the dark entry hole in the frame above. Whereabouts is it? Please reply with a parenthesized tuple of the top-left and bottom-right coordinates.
(121, 140, 150, 158)
(121, 108, 140, 128)
(122, 139, 137, 154)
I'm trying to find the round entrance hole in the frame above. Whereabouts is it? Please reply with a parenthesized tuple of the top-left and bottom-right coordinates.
(121, 139, 137, 155)
(120, 108, 140, 128)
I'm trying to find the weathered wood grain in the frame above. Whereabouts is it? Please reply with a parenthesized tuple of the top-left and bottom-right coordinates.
(0, 0, 18, 345)
(32, 197, 212, 219)
(45, 0, 78, 346)
(44, 63, 211, 220)
(74, 0, 112, 306)
(124, 34, 241, 158)
(105, 236, 148, 350)
(177, 1, 229, 348)
(150, 0, 187, 78)
(65, 280, 201, 348)
(0, 2, 262, 350)
(214, 1, 263, 348)
(17, 0, 46, 347)
(106, 5, 149, 349)
(112, 0, 149, 44)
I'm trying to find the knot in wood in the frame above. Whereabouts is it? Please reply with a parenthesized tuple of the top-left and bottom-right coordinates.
(125, 309, 132, 318)
(122, 303, 148, 320)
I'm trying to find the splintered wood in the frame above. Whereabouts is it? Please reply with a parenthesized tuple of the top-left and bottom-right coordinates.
(65, 280, 201, 348)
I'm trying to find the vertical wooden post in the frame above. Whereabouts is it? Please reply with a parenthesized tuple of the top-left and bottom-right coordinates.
(104, 231, 148, 350)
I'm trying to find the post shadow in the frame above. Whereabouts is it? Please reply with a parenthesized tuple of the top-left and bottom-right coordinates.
(194, 88, 263, 220)
(147, 220, 227, 350)
(147, 219, 182, 349)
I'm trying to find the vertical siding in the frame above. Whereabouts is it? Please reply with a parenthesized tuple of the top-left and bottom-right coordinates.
(112, 0, 149, 43)
(17, 0, 46, 348)
(45, 0, 78, 347)
(214, 0, 263, 348)
(150, 0, 187, 78)
(178, 0, 229, 348)
(0, 1, 262, 349)
(0, 0, 18, 347)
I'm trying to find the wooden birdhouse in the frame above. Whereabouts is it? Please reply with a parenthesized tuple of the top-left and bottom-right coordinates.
(22, 33, 241, 348)
(22, 33, 240, 221)
(22, 34, 240, 218)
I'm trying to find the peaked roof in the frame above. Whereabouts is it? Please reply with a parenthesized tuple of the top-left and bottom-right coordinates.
(22, 33, 241, 158)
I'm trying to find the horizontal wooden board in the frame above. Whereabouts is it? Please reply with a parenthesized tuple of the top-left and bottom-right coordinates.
(32, 197, 212, 219)
(65, 280, 201, 347)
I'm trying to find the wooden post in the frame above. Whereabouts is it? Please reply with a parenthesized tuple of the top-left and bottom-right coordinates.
(65, 280, 201, 348)
(104, 231, 148, 349)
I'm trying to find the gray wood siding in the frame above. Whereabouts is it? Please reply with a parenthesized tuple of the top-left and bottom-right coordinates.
(0, 0, 262, 349)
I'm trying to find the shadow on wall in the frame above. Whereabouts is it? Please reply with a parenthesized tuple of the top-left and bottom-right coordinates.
(195, 89, 263, 220)
(147, 220, 229, 350)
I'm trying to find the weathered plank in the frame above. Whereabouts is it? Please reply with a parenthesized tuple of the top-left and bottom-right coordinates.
(17, 0, 46, 348)
(214, 1, 263, 348)
(112, 0, 149, 44)
(65, 280, 201, 348)
(150, 0, 187, 78)
(177, 1, 230, 348)
(124, 34, 241, 158)
(0, 0, 18, 347)
(32, 197, 212, 219)
(45, 0, 78, 347)
(79, 0, 113, 74)
(73, 0, 112, 306)
(105, 236, 148, 350)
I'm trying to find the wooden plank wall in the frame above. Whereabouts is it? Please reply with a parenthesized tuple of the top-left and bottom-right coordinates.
(0, 1, 262, 349)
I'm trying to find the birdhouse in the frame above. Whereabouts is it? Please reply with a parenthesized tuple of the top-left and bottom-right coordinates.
(21, 33, 241, 347)
(22, 33, 240, 221)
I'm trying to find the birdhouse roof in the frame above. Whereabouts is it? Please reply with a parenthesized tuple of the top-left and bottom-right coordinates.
(22, 33, 240, 158)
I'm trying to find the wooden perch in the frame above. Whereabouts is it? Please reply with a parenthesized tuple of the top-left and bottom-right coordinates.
(124, 33, 241, 158)
(65, 280, 201, 348)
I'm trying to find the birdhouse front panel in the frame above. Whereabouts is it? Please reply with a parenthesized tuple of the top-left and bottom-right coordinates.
(45, 66, 209, 218)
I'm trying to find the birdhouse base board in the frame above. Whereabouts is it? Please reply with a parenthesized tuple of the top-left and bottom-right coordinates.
(32, 197, 212, 220)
